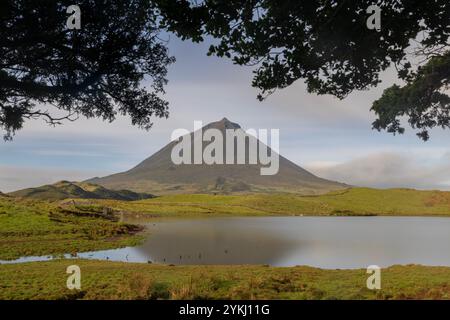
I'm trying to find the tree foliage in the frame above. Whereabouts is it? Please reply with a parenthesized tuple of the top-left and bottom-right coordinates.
(372, 51, 450, 140)
(2, 1, 449, 140)
(158, 0, 450, 140)
(0, 0, 174, 140)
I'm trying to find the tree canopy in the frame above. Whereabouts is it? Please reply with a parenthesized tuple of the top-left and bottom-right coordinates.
(1, 1, 449, 140)
(158, 0, 450, 140)
(0, 0, 174, 140)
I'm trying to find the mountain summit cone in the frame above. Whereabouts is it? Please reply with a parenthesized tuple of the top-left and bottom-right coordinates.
(87, 118, 347, 194)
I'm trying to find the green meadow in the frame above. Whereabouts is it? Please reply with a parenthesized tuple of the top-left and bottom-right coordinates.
(1, 188, 450, 300)
(0, 260, 449, 300)
(93, 187, 450, 217)
(0, 196, 143, 260)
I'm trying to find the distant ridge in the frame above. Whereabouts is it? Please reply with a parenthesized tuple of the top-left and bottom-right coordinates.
(87, 118, 347, 195)
(9, 181, 154, 201)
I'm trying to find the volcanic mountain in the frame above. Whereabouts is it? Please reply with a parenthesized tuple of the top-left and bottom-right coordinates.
(87, 118, 347, 195)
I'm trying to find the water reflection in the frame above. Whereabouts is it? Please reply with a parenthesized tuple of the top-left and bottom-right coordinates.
(136, 217, 450, 268)
(138, 218, 299, 265)
(3, 217, 450, 268)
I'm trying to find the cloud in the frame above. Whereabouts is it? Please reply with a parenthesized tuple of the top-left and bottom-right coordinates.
(305, 152, 450, 190)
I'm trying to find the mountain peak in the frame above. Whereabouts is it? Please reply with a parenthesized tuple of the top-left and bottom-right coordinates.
(87, 118, 347, 195)
(205, 118, 241, 131)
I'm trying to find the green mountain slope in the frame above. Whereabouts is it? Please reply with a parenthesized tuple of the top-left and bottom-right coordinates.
(8, 181, 154, 201)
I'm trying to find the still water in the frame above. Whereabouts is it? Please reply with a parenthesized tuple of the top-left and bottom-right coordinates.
(3, 217, 450, 269)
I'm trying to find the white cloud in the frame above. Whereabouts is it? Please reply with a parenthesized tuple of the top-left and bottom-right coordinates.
(305, 152, 450, 190)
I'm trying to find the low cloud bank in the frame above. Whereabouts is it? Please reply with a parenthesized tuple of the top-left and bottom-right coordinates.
(305, 152, 450, 190)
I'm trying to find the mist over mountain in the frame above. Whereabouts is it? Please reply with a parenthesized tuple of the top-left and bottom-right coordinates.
(87, 118, 347, 195)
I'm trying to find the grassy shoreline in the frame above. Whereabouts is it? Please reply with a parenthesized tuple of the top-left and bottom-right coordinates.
(0, 196, 145, 260)
(1, 187, 449, 260)
(1, 188, 450, 300)
(0, 260, 449, 300)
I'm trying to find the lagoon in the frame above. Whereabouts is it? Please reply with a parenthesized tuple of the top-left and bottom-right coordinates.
(3, 216, 450, 269)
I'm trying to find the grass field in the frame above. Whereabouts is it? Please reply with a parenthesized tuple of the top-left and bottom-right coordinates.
(1, 187, 450, 260)
(1, 188, 450, 300)
(0, 195, 143, 260)
(0, 260, 449, 300)
(93, 187, 450, 217)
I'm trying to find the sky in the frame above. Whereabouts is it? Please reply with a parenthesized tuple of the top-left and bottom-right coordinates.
(1, 36, 449, 192)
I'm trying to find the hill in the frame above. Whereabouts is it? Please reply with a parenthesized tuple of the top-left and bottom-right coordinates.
(8, 181, 154, 201)
(89, 187, 450, 217)
(88, 118, 347, 195)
